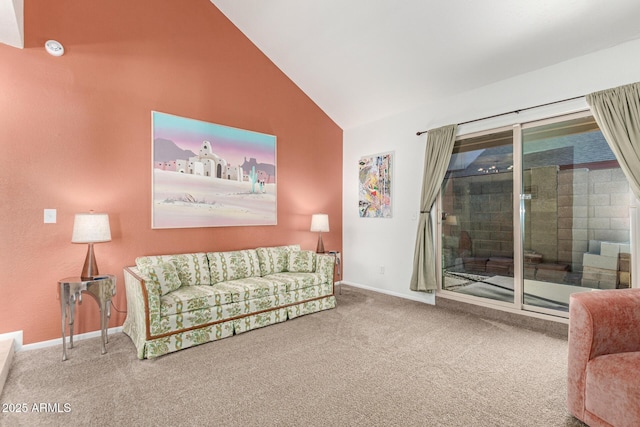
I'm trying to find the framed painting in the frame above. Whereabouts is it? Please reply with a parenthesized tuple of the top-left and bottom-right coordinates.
(358, 151, 393, 218)
(151, 111, 277, 228)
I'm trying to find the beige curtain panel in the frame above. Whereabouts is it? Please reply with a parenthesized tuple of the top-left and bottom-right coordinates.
(410, 124, 457, 292)
(586, 82, 640, 199)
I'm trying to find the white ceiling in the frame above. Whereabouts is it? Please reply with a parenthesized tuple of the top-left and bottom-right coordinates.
(3, 2, 639, 129)
(212, 0, 640, 129)
(0, 0, 23, 48)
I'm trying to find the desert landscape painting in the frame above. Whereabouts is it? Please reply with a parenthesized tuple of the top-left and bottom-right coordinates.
(152, 111, 277, 228)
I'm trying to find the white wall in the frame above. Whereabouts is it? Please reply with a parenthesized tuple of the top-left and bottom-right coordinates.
(342, 38, 640, 304)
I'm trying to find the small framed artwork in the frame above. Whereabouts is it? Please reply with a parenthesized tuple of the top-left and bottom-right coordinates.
(358, 151, 393, 218)
(151, 111, 277, 229)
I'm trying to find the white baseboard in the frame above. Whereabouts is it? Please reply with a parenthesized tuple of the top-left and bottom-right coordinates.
(340, 281, 436, 305)
(8, 283, 432, 352)
(21, 326, 124, 352)
(341, 282, 568, 325)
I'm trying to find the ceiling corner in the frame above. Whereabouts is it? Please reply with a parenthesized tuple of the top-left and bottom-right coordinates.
(0, 0, 24, 49)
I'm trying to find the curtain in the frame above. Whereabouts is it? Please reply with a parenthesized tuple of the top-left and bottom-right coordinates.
(586, 82, 640, 199)
(410, 124, 457, 292)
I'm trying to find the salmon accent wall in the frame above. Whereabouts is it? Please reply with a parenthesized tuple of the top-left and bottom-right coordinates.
(0, 0, 342, 344)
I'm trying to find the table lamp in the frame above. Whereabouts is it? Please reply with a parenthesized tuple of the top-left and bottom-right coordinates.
(72, 212, 111, 280)
(444, 214, 458, 226)
(310, 214, 329, 253)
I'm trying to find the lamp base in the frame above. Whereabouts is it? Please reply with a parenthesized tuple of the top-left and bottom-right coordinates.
(316, 234, 325, 254)
(81, 243, 99, 280)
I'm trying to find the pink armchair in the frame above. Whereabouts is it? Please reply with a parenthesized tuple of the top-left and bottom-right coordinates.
(568, 288, 640, 427)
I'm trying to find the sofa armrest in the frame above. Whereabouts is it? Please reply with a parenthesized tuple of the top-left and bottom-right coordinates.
(123, 267, 161, 337)
(567, 288, 640, 418)
(315, 253, 336, 282)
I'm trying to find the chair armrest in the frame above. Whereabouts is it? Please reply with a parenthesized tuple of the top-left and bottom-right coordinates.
(567, 288, 640, 418)
(571, 288, 640, 358)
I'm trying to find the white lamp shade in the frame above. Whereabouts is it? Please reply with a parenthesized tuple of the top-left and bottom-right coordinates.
(445, 215, 458, 226)
(310, 214, 329, 232)
(71, 213, 112, 243)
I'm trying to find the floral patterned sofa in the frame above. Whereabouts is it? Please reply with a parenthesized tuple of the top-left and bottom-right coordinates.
(123, 245, 336, 359)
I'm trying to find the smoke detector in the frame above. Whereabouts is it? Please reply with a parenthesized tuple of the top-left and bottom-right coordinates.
(45, 40, 64, 57)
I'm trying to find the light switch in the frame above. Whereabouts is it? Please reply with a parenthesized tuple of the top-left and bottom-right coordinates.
(44, 209, 57, 224)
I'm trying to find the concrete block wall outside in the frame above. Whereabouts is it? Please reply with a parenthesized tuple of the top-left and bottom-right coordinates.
(601, 241, 631, 258)
(583, 253, 619, 270)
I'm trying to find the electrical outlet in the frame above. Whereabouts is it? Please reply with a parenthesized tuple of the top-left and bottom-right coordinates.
(379, 266, 385, 274)
(44, 209, 57, 223)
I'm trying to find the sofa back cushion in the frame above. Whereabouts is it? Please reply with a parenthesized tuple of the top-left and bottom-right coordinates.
(149, 262, 182, 296)
(256, 245, 300, 276)
(288, 250, 317, 273)
(135, 252, 211, 288)
(208, 249, 261, 284)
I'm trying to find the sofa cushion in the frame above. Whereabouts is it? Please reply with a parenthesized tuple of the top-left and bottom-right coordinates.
(267, 272, 325, 292)
(288, 250, 316, 273)
(160, 305, 241, 335)
(136, 252, 211, 287)
(214, 277, 288, 302)
(207, 250, 261, 284)
(285, 284, 328, 304)
(160, 285, 236, 317)
(256, 245, 298, 276)
(150, 262, 182, 296)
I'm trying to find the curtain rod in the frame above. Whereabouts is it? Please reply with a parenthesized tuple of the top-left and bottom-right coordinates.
(415, 95, 585, 136)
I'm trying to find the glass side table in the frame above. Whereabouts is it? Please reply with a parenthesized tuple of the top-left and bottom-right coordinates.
(58, 275, 116, 361)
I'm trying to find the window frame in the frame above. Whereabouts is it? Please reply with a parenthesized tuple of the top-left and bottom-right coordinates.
(436, 109, 638, 322)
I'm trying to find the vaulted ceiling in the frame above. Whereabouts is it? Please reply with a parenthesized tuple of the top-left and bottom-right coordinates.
(0, 0, 23, 49)
(3, 1, 640, 130)
(211, 0, 640, 129)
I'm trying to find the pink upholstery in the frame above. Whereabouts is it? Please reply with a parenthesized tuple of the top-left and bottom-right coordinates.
(568, 289, 640, 427)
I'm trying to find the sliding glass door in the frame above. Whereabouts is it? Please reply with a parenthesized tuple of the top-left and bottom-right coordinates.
(441, 128, 515, 305)
(440, 112, 634, 316)
(521, 114, 632, 313)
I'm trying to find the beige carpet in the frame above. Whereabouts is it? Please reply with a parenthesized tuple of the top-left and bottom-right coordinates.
(1, 286, 586, 427)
